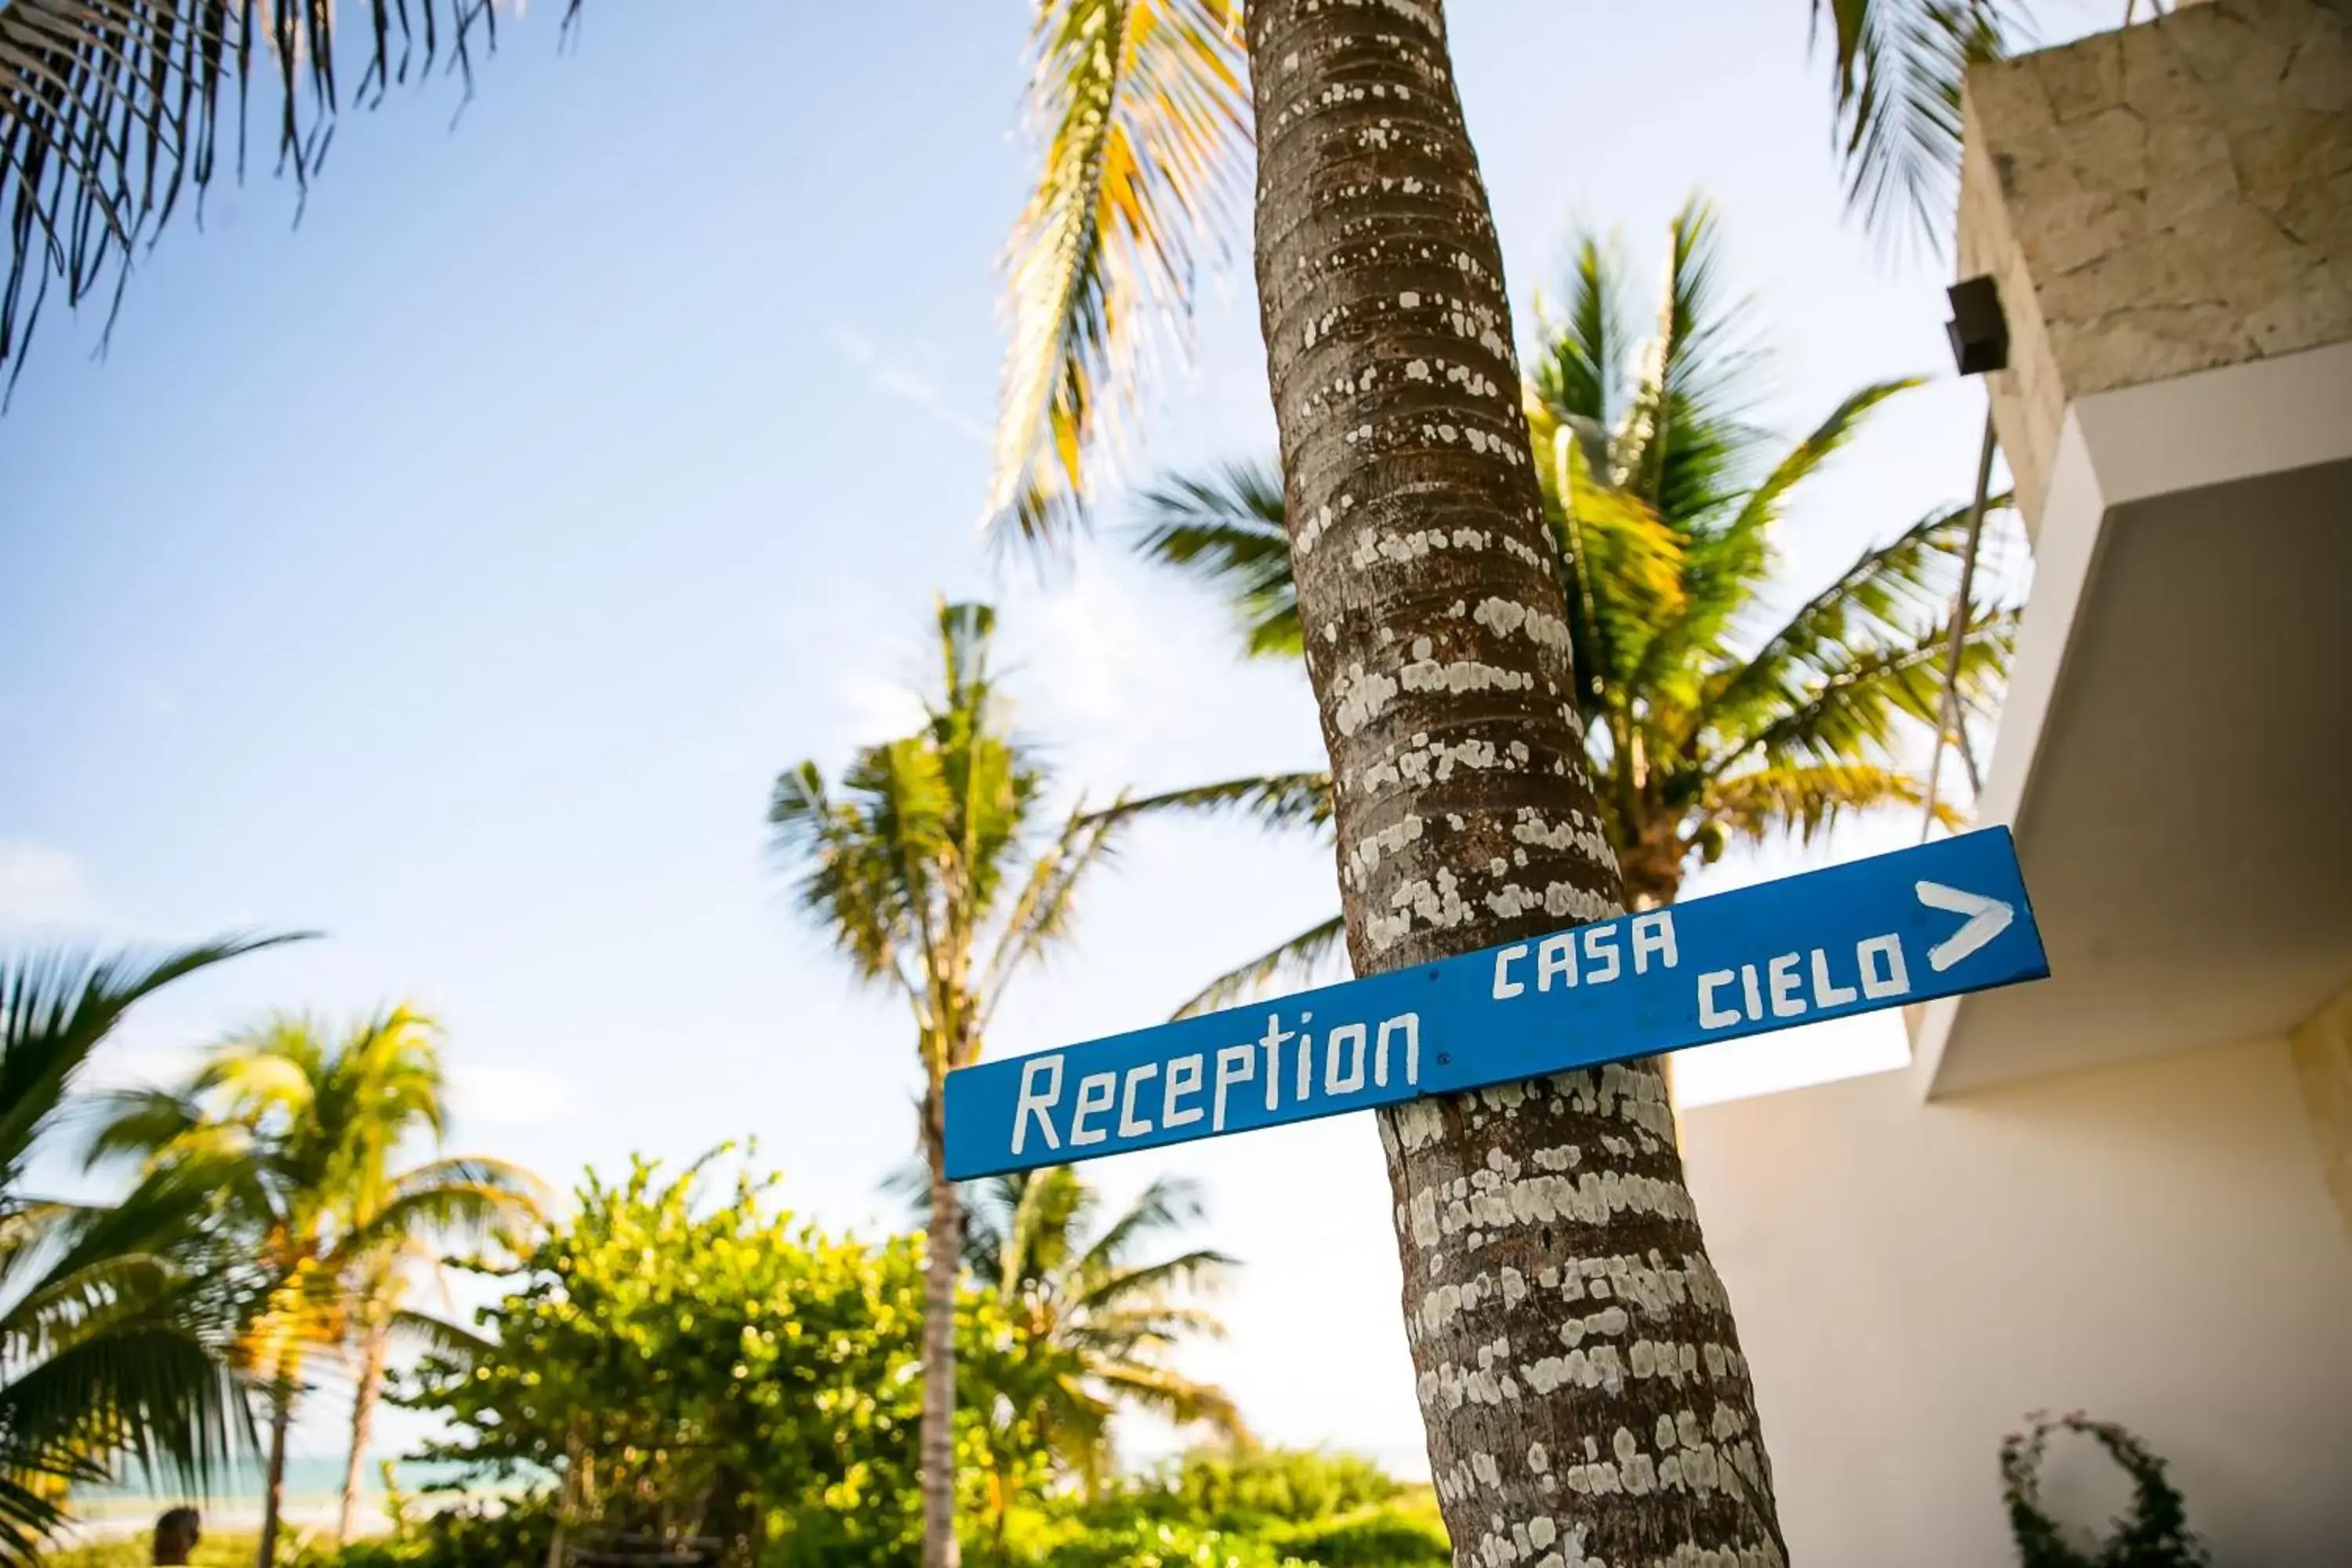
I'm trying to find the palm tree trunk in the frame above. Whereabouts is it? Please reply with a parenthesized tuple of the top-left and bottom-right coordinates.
(339, 1324, 389, 1543)
(258, 1381, 294, 1568)
(1243, 4, 1786, 1563)
(920, 1088, 964, 1568)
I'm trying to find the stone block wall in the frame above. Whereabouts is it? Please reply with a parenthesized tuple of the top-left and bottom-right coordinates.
(1957, 0, 2352, 535)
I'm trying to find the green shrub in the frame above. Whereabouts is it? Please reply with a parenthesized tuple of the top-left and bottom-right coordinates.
(1999, 1410, 2209, 1568)
(1117, 1448, 1409, 1530)
(1268, 1506, 1450, 1568)
(1043, 1520, 1310, 1568)
(290, 1498, 553, 1568)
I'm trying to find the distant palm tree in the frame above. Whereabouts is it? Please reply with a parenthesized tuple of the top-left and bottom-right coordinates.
(985, 0, 2025, 539)
(769, 599, 1129, 1568)
(0, 932, 301, 1562)
(87, 1007, 543, 1568)
(897, 1163, 1242, 1494)
(1113, 200, 2015, 1012)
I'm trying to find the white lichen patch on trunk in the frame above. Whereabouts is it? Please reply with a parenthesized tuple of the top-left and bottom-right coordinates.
(1246, 2, 1786, 1561)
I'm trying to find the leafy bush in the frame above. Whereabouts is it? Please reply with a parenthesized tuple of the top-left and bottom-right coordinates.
(1266, 1507, 1450, 1568)
(1999, 1411, 2209, 1568)
(289, 1497, 554, 1568)
(400, 1150, 1069, 1566)
(1043, 1521, 1311, 1568)
(1117, 1449, 1412, 1530)
(42, 1535, 259, 1568)
(1073, 1449, 1450, 1568)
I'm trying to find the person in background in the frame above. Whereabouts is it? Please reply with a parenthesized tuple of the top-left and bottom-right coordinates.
(152, 1506, 201, 1566)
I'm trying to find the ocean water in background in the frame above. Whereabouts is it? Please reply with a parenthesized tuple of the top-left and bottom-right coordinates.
(71, 1456, 507, 1524)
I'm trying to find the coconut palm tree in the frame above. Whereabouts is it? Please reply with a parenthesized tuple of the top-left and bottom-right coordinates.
(984, 0, 2024, 541)
(982, 0, 1986, 1549)
(86, 1006, 543, 1568)
(0, 931, 300, 1561)
(897, 1162, 1242, 1493)
(0, 2, 2017, 392)
(768, 598, 1129, 1568)
(1109, 200, 2017, 1011)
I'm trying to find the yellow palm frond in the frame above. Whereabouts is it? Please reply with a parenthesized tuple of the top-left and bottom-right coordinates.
(1704, 761, 1960, 848)
(985, 0, 1249, 553)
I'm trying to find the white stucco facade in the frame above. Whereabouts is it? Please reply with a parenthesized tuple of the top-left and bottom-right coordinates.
(1682, 1034, 2352, 1563)
(1661, 2, 2352, 1559)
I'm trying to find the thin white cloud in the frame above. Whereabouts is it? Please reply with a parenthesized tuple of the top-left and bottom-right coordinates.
(447, 1060, 584, 1129)
(0, 839, 96, 928)
(826, 325, 989, 446)
(1004, 559, 1194, 788)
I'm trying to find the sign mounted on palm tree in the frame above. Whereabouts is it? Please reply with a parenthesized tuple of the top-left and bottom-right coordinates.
(945, 829, 2046, 1179)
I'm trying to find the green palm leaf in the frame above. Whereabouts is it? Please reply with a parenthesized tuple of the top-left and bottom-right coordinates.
(1812, 0, 2024, 249)
(1705, 760, 1960, 848)
(0, 1, 578, 393)
(0, 932, 295, 1552)
(1084, 771, 1334, 839)
(2, 932, 309, 1175)
(1724, 603, 2016, 776)
(903, 1159, 1242, 1472)
(978, 799, 1127, 1033)
(1171, 914, 1346, 1019)
(1696, 492, 2006, 757)
(985, 0, 1250, 550)
(1609, 198, 1770, 525)
(1133, 460, 1300, 658)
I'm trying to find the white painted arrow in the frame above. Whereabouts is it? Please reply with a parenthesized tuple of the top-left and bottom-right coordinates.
(1915, 880, 2015, 971)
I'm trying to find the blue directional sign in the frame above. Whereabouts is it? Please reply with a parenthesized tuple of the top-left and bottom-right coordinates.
(944, 827, 2047, 1180)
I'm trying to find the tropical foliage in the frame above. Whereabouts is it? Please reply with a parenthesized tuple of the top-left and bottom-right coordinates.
(902, 1163, 1243, 1493)
(0, 0, 575, 390)
(768, 598, 1131, 1566)
(985, 0, 2025, 541)
(84, 1007, 543, 1568)
(1116, 199, 2015, 1010)
(0, 934, 298, 1562)
(2, 1, 2024, 430)
(404, 1149, 1070, 1568)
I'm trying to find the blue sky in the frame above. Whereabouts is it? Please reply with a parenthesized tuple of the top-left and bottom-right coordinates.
(2, 0, 2107, 1480)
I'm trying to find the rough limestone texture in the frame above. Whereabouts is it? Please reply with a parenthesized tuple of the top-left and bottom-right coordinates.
(1956, 0, 2352, 536)
(2292, 978, 2352, 1252)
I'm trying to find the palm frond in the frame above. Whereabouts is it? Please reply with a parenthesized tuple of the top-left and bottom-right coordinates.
(1528, 231, 1628, 430)
(1610, 197, 1769, 524)
(1081, 771, 1333, 840)
(1, 930, 308, 1181)
(768, 742, 949, 990)
(1722, 604, 2016, 775)
(1534, 416, 1686, 713)
(1072, 1247, 1236, 1319)
(1635, 376, 1919, 712)
(1812, 0, 2022, 250)
(1070, 1174, 1207, 1281)
(0, 1317, 247, 1519)
(1171, 914, 1346, 1020)
(0, 1, 581, 394)
(384, 1307, 492, 1361)
(1695, 492, 2005, 757)
(1131, 459, 1298, 658)
(1704, 761, 1959, 848)
(343, 1156, 545, 1258)
(977, 798, 1123, 1036)
(985, 0, 1250, 552)
(1088, 1361, 1247, 1436)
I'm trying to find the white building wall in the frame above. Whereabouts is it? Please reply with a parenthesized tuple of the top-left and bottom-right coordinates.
(1679, 1035, 2352, 1565)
